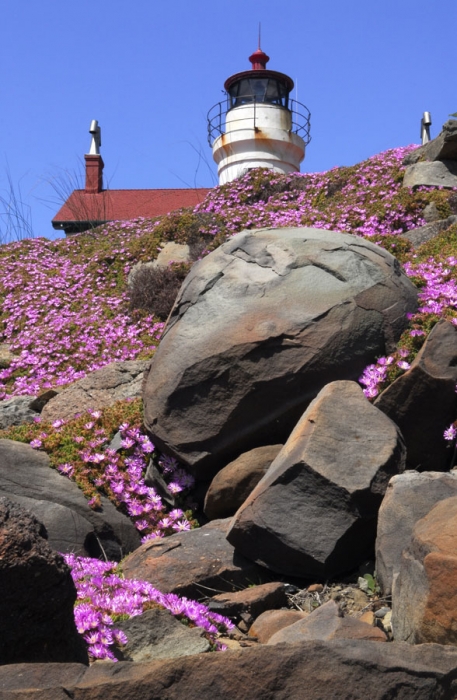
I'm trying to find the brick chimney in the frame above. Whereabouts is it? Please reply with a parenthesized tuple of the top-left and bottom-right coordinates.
(84, 154, 104, 194)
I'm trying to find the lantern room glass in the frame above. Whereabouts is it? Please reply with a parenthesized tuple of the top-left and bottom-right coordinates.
(228, 78, 289, 109)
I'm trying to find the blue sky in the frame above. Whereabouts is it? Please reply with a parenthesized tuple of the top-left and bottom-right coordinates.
(1, 0, 455, 241)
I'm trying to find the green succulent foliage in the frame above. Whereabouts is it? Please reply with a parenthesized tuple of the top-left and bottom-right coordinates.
(363, 573, 381, 597)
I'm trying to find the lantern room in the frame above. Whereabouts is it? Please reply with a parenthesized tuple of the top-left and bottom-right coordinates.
(207, 46, 311, 185)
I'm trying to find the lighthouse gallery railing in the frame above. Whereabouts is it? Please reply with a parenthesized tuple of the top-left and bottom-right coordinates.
(207, 97, 311, 148)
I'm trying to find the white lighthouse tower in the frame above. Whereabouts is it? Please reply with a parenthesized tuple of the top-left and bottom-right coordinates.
(207, 45, 311, 185)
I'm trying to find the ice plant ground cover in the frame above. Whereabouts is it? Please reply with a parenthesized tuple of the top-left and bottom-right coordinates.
(1, 398, 197, 541)
(2, 143, 457, 659)
(65, 554, 234, 661)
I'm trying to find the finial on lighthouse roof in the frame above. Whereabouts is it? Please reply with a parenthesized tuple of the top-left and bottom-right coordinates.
(249, 25, 269, 70)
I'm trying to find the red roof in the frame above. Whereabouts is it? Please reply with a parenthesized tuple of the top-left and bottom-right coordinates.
(52, 188, 211, 232)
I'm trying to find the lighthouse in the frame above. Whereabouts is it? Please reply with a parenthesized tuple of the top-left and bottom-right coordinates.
(207, 45, 311, 185)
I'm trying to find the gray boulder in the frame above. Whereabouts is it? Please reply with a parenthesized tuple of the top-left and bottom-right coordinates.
(143, 227, 417, 477)
(403, 160, 457, 189)
(404, 119, 457, 164)
(41, 360, 149, 423)
(115, 608, 210, 662)
(0, 439, 140, 560)
(0, 498, 88, 665)
(227, 381, 406, 580)
(0, 395, 38, 429)
(375, 319, 457, 472)
(128, 242, 191, 286)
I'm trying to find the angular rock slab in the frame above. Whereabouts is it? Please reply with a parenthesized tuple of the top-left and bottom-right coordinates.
(41, 360, 149, 423)
(0, 439, 140, 560)
(267, 600, 387, 644)
(4, 641, 457, 700)
(376, 470, 457, 596)
(375, 319, 457, 472)
(404, 119, 457, 164)
(392, 495, 457, 645)
(227, 381, 405, 579)
(0, 498, 88, 665)
(143, 227, 417, 477)
(402, 215, 457, 249)
(122, 518, 267, 599)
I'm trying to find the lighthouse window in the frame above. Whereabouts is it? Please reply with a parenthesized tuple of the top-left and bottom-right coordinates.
(228, 78, 289, 109)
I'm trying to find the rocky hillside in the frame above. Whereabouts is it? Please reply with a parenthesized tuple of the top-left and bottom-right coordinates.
(2, 139, 457, 670)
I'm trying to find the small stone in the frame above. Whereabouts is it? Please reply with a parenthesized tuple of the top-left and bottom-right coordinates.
(359, 611, 375, 626)
(307, 584, 324, 593)
(381, 610, 392, 633)
(374, 607, 391, 619)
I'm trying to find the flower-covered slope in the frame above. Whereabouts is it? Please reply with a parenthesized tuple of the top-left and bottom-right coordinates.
(1, 143, 455, 401)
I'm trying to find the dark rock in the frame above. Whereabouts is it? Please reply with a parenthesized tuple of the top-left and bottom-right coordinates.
(115, 608, 210, 662)
(403, 160, 457, 189)
(0, 439, 140, 560)
(404, 119, 457, 164)
(227, 381, 405, 580)
(41, 360, 149, 423)
(0, 395, 38, 429)
(29, 389, 59, 413)
(204, 445, 282, 520)
(402, 215, 457, 249)
(207, 582, 288, 621)
(3, 641, 457, 699)
(143, 227, 417, 478)
(122, 518, 268, 599)
(267, 600, 387, 644)
(0, 497, 88, 665)
(0, 663, 86, 699)
(144, 455, 176, 508)
(375, 319, 457, 472)
(376, 470, 457, 596)
(392, 496, 457, 645)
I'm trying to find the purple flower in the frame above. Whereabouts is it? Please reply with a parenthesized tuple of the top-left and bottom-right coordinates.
(444, 425, 457, 441)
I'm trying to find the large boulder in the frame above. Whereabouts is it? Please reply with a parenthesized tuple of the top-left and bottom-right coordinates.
(0, 439, 140, 560)
(375, 319, 457, 472)
(143, 227, 417, 477)
(376, 470, 457, 596)
(0, 498, 88, 665)
(41, 360, 149, 423)
(227, 381, 406, 580)
(392, 496, 457, 645)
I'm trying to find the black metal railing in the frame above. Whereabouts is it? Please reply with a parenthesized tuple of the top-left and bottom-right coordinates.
(207, 97, 311, 147)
